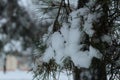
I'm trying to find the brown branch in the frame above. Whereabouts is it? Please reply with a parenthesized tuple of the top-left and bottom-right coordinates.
(52, 0, 64, 32)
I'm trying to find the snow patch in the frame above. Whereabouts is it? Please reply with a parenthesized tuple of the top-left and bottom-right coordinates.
(101, 35, 112, 43)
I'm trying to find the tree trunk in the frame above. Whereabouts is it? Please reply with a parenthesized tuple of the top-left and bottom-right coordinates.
(98, 61, 107, 80)
(3, 56, 6, 73)
(73, 67, 82, 80)
(91, 58, 107, 80)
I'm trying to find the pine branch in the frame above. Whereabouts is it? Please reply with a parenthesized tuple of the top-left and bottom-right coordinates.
(52, 0, 64, 32)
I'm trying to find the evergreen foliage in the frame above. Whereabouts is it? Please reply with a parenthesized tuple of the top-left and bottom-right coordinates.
(32, 0, 120, 80)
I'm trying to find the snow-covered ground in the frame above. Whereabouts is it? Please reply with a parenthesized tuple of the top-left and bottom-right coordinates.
(0, 70, 33, 80)
(0, 70, 73, 80)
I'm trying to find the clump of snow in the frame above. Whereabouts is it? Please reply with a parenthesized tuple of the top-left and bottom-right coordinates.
(42, 23, 102, 68)
(68, 28, 81, 44)
(89, 46, 102, 59)
(60, 23, 69, 42)
(51, 32, 64, 51)
(40, 0, 103, 68)
(83, 12, 101, 37)
(71, 51, 91, 68)
(101, 35, 112, 43)
(84, 21, 95, 37)
(42, 46, 54, 62)
(65, 45, 102, 68)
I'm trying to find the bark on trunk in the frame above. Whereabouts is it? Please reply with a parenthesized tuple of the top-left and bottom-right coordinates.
(98, 61, 107, 80)
(91, 58, 107, 80)
(73, 67, 82, 80)
(3, 57, 6, 73)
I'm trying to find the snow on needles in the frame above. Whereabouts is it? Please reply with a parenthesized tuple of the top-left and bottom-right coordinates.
(39, 1, 103, 68)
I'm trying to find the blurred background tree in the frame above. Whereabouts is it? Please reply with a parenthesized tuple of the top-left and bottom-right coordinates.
(0, 0, 48, 73)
